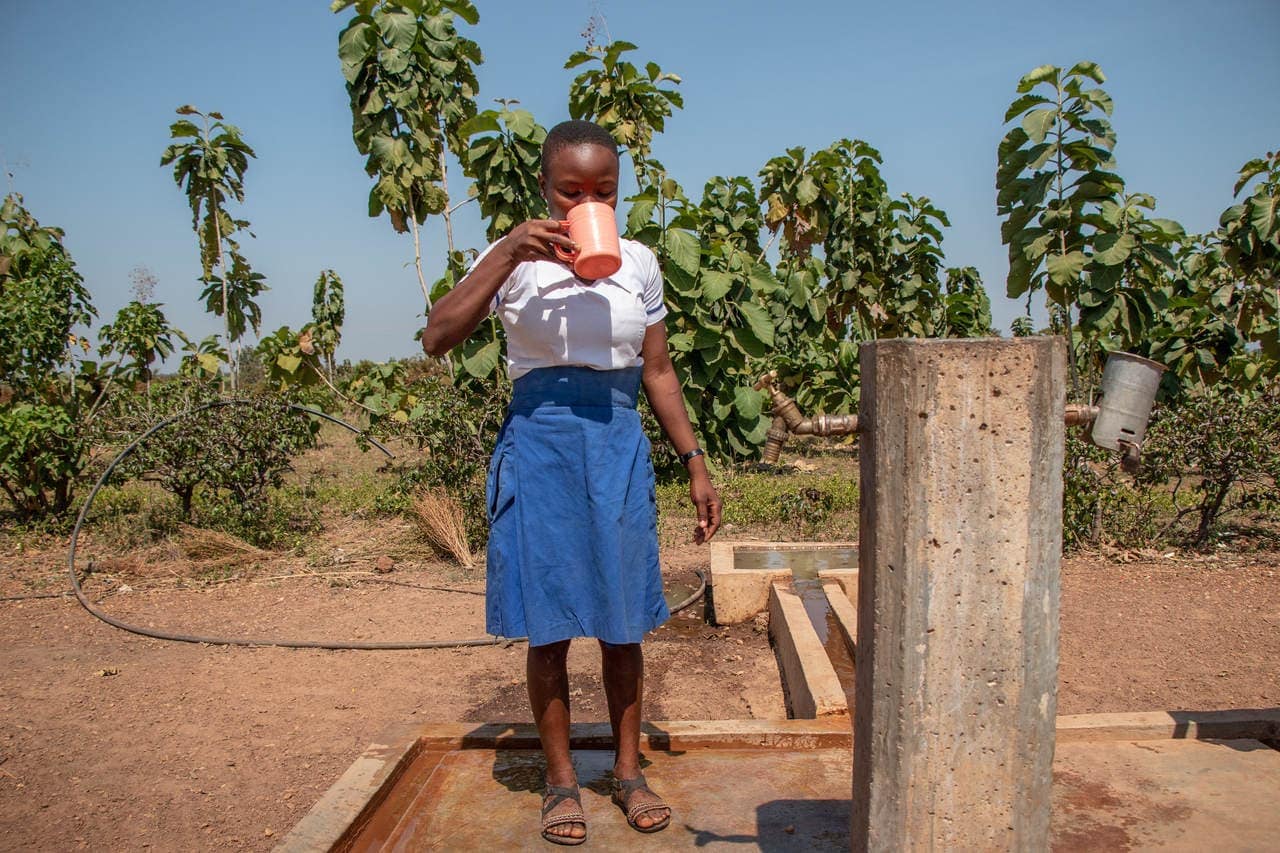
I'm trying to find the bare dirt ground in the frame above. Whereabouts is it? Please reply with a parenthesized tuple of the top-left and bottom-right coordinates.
(1, 434, 1277, 851)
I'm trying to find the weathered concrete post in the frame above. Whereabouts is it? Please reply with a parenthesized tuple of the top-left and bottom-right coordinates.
(851, 338, 1065, 852)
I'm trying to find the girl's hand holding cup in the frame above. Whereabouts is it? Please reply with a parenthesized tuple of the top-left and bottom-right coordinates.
(502, 219, 577, 265)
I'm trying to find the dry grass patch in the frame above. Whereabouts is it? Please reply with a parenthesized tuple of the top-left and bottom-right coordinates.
(410, 489, 475, 568)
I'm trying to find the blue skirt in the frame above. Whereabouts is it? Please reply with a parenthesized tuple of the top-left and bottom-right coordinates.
(485, 366, 669, 646)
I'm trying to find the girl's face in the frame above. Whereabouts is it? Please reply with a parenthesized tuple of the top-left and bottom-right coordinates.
(540, 143, 619, 220)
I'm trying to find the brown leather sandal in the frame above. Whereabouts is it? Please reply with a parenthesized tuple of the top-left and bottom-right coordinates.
(610, 773, 671, 834)
(541, 781, 587, 846)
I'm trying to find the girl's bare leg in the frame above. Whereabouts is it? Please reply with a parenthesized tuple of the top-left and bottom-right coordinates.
(600, 641, 669, 829)
(528, 640, 584, 841)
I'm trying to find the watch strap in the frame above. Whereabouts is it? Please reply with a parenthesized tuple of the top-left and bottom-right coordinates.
(678, 447, 705, 465)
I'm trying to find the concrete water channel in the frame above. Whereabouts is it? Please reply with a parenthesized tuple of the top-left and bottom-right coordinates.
(278, 541, 1280, 851)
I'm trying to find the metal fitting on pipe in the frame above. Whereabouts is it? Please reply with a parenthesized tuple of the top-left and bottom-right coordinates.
(755, 372, 859, 465)
(1063, 404, 1100, 428)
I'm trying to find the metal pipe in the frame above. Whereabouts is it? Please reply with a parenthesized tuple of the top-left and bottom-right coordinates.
(1063, 404, 1099, 428)
(754, 374, 1128, 469)
(755, 372, 860, 464)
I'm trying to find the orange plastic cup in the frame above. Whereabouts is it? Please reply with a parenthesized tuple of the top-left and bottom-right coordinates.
(552, 201, 622, 279)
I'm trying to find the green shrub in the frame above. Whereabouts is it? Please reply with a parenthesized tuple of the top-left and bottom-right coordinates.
(103, 382, 320, 546)
(194, 482, 321, 549)
(1136, 382, 1280, 546)
(660, 469, 858, 540)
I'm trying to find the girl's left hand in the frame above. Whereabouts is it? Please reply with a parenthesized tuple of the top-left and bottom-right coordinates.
(690, 474, 722, 544)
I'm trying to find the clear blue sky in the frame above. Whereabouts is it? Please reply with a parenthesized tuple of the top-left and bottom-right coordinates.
(3, 0, 1278, 364)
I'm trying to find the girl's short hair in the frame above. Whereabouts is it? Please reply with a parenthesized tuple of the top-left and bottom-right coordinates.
(541, 120, 619, 173)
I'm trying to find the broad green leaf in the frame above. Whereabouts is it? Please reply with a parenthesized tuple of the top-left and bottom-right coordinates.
(1021, 109, 1056, 145)
(693, 324, 722, 350)
(461, 337, 501, 378)
(747, 263, 779, 296)
(733, 385, 763, 420)
(796, 174, 820, 206)
(440, 0, 479, 25)
(701, 271, 733, 301)
(459, 112, 500, 137)
(668, 331, 694, 352)
(1233, 157, 1268, 196)
(338, 19, 375, 66)
(1249, 194, 1278, 238)
(506, 109, 537, 138)
(1046, 251, 1087, 285)
(1093, 233, 1136, 266)
(379, 11, 417, 51)
(1004, 93, 1051, 123)
(1022, 231, 1054, 261)
(625, 200, 657, 237)
(737, 300, 775, 347)
(276, 353, 302, 374)
(664, 228, 702, 277)
(1017, 64, 1060, 93)
(744, 415, 771, 445)
(728, 324, 769, 358)
(1066, 61, 1106, 84)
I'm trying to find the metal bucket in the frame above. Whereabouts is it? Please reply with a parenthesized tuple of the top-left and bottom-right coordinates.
(1090, 352, 1166, 451)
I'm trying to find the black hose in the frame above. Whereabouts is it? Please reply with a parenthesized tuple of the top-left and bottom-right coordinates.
(61, 399, 705, 649)
(671, 567, 707, 614)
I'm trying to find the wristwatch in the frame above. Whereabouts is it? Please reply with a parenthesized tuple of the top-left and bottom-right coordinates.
(678, 447, 705, 466)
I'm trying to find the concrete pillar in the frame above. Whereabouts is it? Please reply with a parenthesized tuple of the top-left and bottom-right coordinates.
(850, 338, 1065, 852)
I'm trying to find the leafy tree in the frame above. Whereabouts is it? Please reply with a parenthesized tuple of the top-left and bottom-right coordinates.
(0, 194, 102, 519)
(308, 269, 345, 380)
(1176, 152, 1280, 388)
(160, 105, 264, 390)
(0, 195, 95, 390)
(997, 63, 1126, 390)
(1137, 154, 1278, 394)
(334, 0, 481, 309)
(354, 363, 509, 549)
(461, 103, 547, 243)
(629, 174, 781, 459)
(940, 267, 995, 338)
(98, 301, 177, 391)
(1217, 150, 1280, 353)
(566, 40, 682, 187)
(860, 192, 950, 340)
(759, 139, 980, 413)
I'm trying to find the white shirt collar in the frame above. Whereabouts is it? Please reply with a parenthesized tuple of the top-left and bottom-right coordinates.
(532, 259, 622, 292)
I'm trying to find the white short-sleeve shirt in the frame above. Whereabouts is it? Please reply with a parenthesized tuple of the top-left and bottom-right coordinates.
(471, 237, 667, 380)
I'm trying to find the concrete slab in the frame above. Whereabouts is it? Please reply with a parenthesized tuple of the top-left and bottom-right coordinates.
(816, 568, 858, 609)
(820, 577, 858, 658)
(1052, 737, 1280, 851)
(283, 732, 1280, 851)
(709, 541, 858, 624)
(768, 582, 848, 719)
